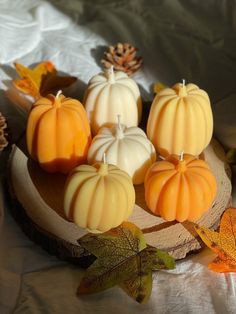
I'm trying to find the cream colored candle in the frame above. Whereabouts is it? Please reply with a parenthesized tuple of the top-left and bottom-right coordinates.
(84, 66, 142, 134)
(87, 115, 156, 184)
(63, 156, 135, 233)
(147, 81, 213, 156)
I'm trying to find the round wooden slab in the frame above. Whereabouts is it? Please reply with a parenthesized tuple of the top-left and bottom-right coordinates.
(7, 139, 232, 262)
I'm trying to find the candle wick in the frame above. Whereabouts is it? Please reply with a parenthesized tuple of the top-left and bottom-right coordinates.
(103, 153, 106, 164)
(159, 155, 165, 160)
(107, 65, 115, 83)
(109, 65, 114, 75)
(117, 114, 122, 130)
(180, 151, 184, 161)
(56, 90, 62, 98)
(182, 79, 186, 87)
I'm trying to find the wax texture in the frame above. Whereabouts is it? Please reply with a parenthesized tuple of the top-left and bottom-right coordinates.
(147, 83, 213, 156)
(26, 94, 91, 174)
(64, 163, 135, 232)
(84, 69, 142, 134)
(87, 124, 156, 184)
(144, 154, 217, 222)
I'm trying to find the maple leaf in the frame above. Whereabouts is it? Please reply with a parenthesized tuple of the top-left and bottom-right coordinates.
(77, 222, 175, 304)
(120, 246, 174, 303)
(195, 207, 236, 272)
(13, 61, 77, 100)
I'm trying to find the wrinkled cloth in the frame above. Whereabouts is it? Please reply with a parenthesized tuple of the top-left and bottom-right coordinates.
(1, 0, 236, 313)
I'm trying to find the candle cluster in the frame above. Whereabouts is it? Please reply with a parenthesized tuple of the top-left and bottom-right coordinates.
(26, 68, 217, 232)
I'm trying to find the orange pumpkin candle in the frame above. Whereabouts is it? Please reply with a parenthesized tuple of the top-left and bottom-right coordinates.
(26, 91, 91, 174)
(144, 153, 217, 222)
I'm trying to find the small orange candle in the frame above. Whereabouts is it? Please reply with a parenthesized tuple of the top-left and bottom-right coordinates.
(144, 153, 217, 222)
(26, 91, 91, 174)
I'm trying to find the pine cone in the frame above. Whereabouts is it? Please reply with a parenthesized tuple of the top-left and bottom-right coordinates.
(0, 112, 8, 151)
(101, 43, 143, 76)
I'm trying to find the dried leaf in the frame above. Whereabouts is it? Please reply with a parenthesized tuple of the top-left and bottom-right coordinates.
(120, 246, 175, 304)
(13, 61, 77, 100)
(13, 61, 54, 99)
(153, 82, 167, 94)
(195, 207, 236, 272)
(77, 222, 175, 303)
(120, 270, 153, 304)
(208, 256, 236, 272)
(39, 72, 77, 97)
(152, 248, 176, 270)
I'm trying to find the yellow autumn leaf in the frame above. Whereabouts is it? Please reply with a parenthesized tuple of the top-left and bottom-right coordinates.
(13, 61, 77, 100)
(195, 207, 236, 272)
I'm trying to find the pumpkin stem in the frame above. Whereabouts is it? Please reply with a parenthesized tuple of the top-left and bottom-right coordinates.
(176, 162, 186, 172)
(107, 65, 115, 84)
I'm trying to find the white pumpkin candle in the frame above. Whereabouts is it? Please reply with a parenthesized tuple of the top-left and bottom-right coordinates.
(84, 66, 142, 134)
(87, 116, 156, 184)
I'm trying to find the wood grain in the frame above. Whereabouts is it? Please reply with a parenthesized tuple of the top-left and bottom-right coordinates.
(8, 138, 232, 260)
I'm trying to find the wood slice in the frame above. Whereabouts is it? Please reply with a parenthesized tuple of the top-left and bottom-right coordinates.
(7, 139, 232, 261)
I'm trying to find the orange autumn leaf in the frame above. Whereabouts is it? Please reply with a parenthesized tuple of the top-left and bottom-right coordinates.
(195, 207, 236, 273)
(208, 256, 236, 272)
(13, 61, 55, 99)
(13, 61, 77, 100)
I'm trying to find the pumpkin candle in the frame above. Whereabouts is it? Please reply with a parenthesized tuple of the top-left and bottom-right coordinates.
(144, 153, 217, 222)
(87, 115, 156, 184)
(147, 81, 213, 156)
(64, 155, 135, 233)
(84, 66, 142, 134)
(26, 91, 91, 174)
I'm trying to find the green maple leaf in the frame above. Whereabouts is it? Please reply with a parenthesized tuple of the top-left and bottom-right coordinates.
(120, 246, 174, 303)
(77, 222, 175, 304)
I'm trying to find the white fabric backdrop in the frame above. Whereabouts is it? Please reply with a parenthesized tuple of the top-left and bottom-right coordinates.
(1, 0, 236, 313)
